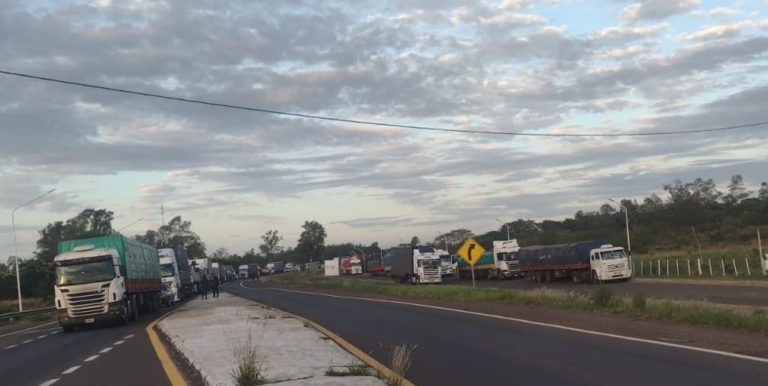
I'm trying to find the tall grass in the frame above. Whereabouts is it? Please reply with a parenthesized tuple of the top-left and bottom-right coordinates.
(267, 274, 768, 333)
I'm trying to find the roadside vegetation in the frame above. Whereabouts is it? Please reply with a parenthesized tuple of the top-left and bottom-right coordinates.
(266, 274, 768, 334)
(231, 334, 266, 386)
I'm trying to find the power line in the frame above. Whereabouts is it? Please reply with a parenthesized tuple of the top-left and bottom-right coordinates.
(1, 69, 766, 137)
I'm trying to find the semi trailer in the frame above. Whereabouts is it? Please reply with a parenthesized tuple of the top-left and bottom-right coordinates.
(519, 241, 631, 283)
(390, 246, 441, 284)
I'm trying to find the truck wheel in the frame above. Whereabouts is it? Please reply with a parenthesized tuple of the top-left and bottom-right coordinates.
(591, 270, 599, 284)
(118, 300, 130, 325)
(544, 271, 553, 283)
(130, 295, 139, 321)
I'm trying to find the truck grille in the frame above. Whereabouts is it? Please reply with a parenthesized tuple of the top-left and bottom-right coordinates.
(423, 268, 441, 281)
(66, 289, 108, 317)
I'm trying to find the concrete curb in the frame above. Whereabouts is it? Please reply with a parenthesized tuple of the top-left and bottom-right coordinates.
(146, 310, 188, 386)
(237, 281, 415, 386)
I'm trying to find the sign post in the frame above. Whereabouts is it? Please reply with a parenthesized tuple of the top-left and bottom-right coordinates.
(457, 238, 485, 288)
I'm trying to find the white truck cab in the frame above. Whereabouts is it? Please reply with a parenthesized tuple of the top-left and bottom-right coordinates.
(54, 245, 127, 330)
(589, 244, 632, 281)
(158, 248, 181, 304)
(492, 239, 523, 279)
(435, 249, 455, 276)
(413, 247, 442, 283)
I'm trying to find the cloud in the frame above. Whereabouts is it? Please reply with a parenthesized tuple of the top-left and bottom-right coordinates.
(620, 0, 699, 22)
(679, 20, 760, 41)
(708, 7, 742, 17)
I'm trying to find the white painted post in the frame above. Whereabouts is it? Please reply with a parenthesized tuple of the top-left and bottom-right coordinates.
(666, 260, 669, 276)
(759, 228, 765, 276)
(721, 259, 726, 277)
(658, 259, 661, 276)
(745, 257, 751, 276)
(708, 259, 713, 276)
(697, 258, 702, 276)
(676, 260, 680, 276)
(687, 259, 691, 275)
(640, 260, 644, 276)
(733, 259, 738, 276)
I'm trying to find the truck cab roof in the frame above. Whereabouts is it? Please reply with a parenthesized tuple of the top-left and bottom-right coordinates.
(54, 247, 116, 263)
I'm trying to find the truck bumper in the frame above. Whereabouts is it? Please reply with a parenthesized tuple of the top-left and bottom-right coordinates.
(602, 270, 632, 280)
(57, 302, 124, 327)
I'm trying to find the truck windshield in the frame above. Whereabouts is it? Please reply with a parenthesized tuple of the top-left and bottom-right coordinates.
(55, 256, 115, 286)
(160, 263, 176, 278)
(419, 260, 440, 269)
(497, 252, 517, 261)
(600, 250, 626, 260)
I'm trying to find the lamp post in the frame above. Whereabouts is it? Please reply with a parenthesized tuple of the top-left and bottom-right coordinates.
(495, 218, 510, 240)
(12, 188, 56, 312)
(609, 199, 631, 254)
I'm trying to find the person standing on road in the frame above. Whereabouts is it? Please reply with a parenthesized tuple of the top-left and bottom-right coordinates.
(255, 267, 261, 284)
(211, 275, 220, 298)
(200, 274, 209, 299)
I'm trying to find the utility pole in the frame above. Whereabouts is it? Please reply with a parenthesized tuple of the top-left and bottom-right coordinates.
(12, 189, 56, 312)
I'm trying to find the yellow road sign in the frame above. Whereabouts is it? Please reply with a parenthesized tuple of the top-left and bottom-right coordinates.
(457, 238, 485, 266)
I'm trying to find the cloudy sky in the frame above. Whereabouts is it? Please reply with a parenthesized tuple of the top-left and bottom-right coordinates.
(1, 0, 767, 259)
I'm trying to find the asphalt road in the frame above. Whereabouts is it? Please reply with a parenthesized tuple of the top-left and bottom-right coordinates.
(351, 274, 768, 306)
(226, 282, 768, 386)
(0, 308, 173, 386)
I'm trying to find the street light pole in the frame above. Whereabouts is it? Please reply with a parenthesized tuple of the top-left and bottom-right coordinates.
(495, 218, 510, 240)
(609, 199, 631, 254)
(12, 188, 56, 312)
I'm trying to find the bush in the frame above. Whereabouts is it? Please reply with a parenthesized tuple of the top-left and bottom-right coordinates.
(590, 286, 613, 308)
(632, 292, 647, 310)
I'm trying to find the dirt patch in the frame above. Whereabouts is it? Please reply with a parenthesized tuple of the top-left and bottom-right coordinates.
(265, 283, 768, 359)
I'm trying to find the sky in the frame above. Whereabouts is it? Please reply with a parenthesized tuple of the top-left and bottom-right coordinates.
(1, 0, 767, 259)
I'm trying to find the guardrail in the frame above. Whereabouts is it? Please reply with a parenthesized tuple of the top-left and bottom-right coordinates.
(0, 307, 55, 321)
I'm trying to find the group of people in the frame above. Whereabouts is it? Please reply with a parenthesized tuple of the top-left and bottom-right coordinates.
(199, 274, 220, 299)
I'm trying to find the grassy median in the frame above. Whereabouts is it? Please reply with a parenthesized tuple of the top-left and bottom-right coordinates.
(265, 274, 768, 334)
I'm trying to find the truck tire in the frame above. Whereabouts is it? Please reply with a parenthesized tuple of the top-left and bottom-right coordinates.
(130, 295, 139, 321)
(118, 300, 130, 325)
(544, 271, 553, 283)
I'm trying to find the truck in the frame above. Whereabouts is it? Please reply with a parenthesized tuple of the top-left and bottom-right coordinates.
(158, 247, 192, 304)
(189, 257, 210, 292)
(247, 264, 261, 278)
(341, 256, 363, 275)
(222, 264, 236, 281)
(366, 252, 392, 276)
(210, 262, 222, 281)
(54, 235, 161, 332)
(266, 261, 285, 275)
(435, 249, 456, 276)
(239, 264, 249, 279)
(518, 241, 632, 283)
(390, 246, 442, 284)
(458, 239, 523, 280)
(324, 258, 340, 276)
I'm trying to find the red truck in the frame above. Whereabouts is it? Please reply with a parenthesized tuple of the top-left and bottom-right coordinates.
(341, 256, 363, 275)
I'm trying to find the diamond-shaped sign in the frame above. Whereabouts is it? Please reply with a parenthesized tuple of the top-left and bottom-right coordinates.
(457, 238, 485, 266)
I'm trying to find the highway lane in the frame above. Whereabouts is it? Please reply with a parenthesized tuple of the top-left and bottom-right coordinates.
(351, 274, 768, 306)
(226, 282, 768, 386)
(0, 309, 173, 386)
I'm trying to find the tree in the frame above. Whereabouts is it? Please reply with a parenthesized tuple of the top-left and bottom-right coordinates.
(259, 229, 283, 259)
(211, 248, 229, 259)
(136, 216, 207, 257)
(410, 236, 420, 247)
(599, 204, 616, 215)
(296, 221, 326, 262)
(760, 182, 768, 201)
(36, 209, 115, 263)
(723, 175, 751, 206)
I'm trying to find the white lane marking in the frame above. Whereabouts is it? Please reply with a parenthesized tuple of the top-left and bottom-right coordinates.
(38, 378, 59, 386)
(266, 287, 768, 365)
(99, 347, 113, 354)
(49, 331, 59, 336)
(113, 340, 125, 345)
(123, 334, 134, 339)
(84, 355, 99, 362)
(4, 344, 18, 349)
(0, 321, 57, 338)
(36, 335, 46, 339)
(22, 339, 33, 344)
(22, 327, 61, 335)
(61, 365, 81, 375)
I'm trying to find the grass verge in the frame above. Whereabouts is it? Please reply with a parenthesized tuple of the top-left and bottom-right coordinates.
(266, 274, 768, 334)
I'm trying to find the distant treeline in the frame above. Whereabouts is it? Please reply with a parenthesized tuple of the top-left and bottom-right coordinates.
(465, 175, 768, 254)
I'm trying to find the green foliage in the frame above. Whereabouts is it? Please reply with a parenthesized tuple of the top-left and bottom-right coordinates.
(632, 292, 647, 310)
(135, 216, 206, 257)
(590, 286, 614, 308)
(409, 236, 420, 247)
(258, 229, 283, 259)
(296, 220, 327, 262)
(231, 336, 266, 386)
(35, 208, 115, 263)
